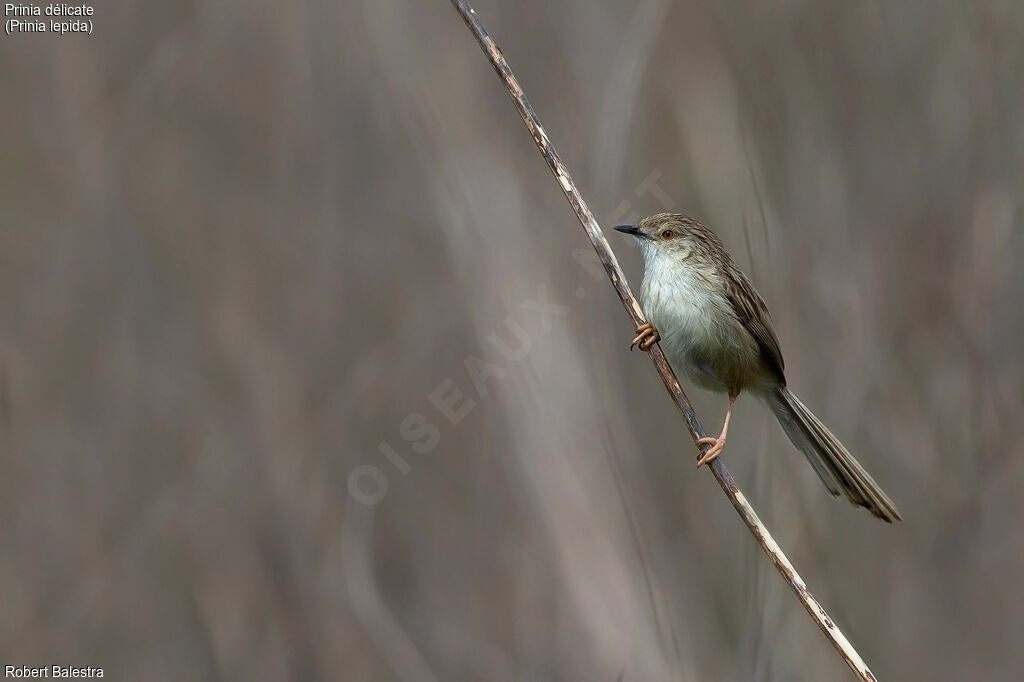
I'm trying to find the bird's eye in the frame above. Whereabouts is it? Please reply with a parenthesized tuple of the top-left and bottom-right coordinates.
(660, 229, 674, 240)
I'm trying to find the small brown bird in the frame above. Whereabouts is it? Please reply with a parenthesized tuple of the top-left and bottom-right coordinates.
(616, 213, 900, 522)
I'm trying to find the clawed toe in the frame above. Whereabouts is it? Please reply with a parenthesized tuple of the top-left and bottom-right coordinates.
(694, 394, 736, 467)
(630, 323, 661, 351)
(696, 436, 725, 467)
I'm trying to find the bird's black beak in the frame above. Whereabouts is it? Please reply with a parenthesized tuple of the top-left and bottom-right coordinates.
(614, 225, 651, 240)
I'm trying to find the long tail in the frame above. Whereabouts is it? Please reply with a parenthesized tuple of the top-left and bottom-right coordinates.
(768, 386, 901, 523)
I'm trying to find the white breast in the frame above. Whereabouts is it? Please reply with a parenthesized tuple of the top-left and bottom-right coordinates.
(639, 251, 755, 394)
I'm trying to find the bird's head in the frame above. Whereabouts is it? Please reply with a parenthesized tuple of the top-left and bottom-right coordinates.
(614, 213, 719, 266)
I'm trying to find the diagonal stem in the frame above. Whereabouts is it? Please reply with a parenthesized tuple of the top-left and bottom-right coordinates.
(448, 1, 878, 680)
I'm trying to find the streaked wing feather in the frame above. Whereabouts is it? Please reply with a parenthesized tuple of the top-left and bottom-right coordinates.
(722, 266, 786, 381)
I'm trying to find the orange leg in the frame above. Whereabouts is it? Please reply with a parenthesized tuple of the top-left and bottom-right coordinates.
(630, 322, 661, 351)
(696, 392, 738, 467)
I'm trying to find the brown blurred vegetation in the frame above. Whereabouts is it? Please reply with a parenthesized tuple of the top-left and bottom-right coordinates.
(1, 0, 1023, 680)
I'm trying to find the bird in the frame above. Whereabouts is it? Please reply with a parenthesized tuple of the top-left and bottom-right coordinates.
(615, 213, 900, 522)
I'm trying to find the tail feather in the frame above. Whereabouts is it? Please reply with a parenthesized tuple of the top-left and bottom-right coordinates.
(769, 387, 901, 523)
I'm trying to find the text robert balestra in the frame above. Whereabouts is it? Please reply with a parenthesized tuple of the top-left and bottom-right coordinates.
(5, 666, 103, 678)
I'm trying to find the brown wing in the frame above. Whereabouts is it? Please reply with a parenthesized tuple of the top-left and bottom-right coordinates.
(722, 264, 786, 382)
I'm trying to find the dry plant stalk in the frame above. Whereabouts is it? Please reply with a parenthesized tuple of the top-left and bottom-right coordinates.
(449, 1, 878, 680)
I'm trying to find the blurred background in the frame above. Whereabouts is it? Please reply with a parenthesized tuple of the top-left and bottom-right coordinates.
(1, 0, 1022, 679)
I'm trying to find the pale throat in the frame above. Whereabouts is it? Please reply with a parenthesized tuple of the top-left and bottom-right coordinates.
(639, 249, 718, 324)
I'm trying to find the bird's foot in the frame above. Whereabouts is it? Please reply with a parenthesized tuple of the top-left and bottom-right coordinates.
(630, 322, 660, 351)
(695, 435, 726, 467)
